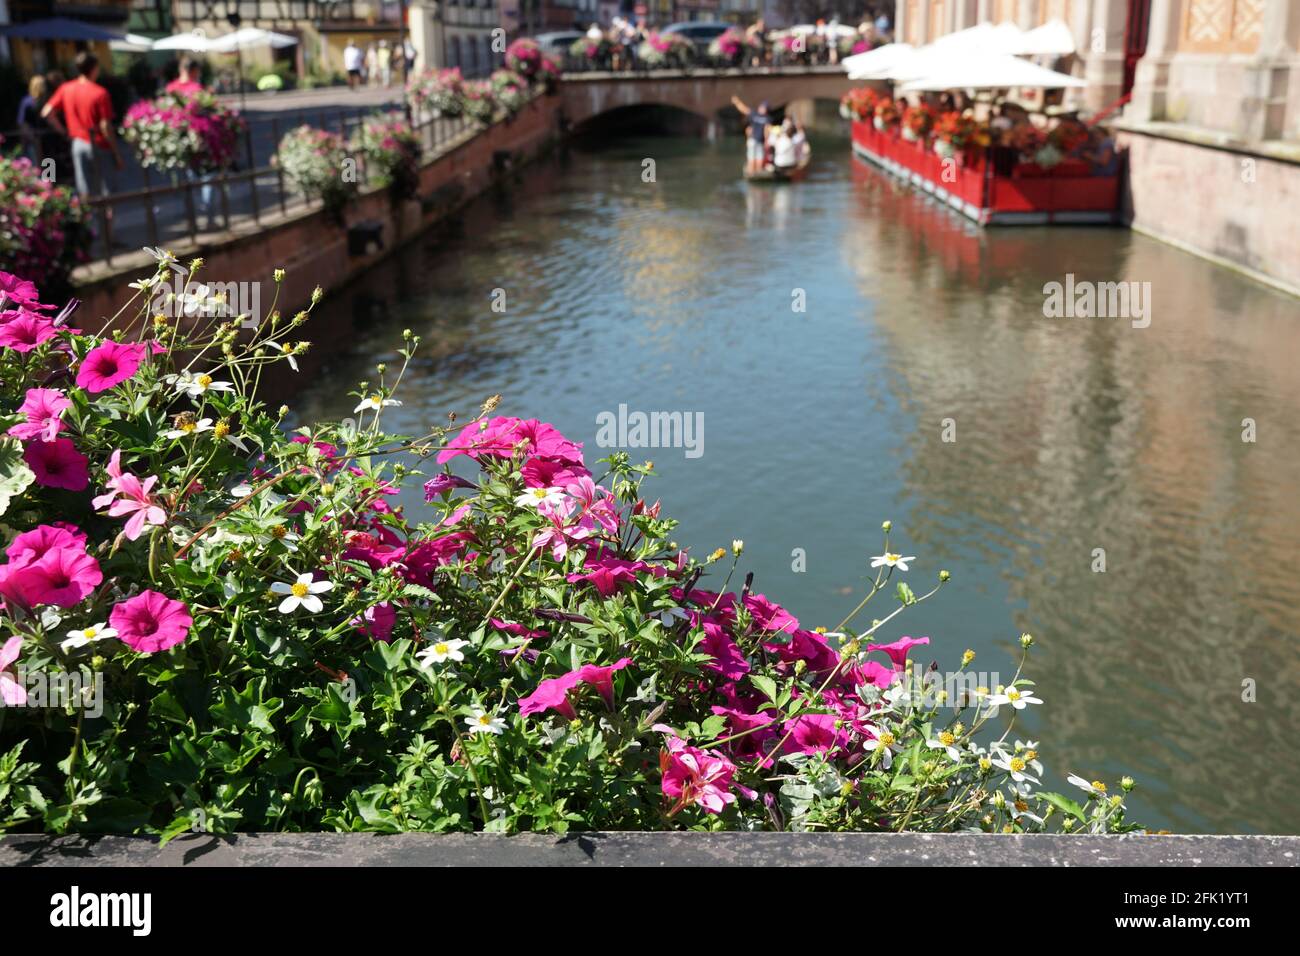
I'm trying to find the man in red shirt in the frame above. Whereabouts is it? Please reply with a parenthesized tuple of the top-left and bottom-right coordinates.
(41, 52, 124, 199)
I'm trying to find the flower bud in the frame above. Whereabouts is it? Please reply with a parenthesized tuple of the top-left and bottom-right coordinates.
(881, 520, 892, 532)
(1121, 776, 1135, 793)
(1020, 632, 1034, 648)
(311, 286, 323, 304)
(731, 539, 744, 556)
(939, 569, 950, 582)
(962, 649, 975, 666)
(273, 268, 285, 282)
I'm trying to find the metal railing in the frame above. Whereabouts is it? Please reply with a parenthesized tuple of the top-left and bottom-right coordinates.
(74, 108, 478, 267)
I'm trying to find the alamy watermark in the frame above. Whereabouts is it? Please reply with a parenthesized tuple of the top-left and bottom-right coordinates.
(2, 667, 104, 718)
(1042, 273, 1151, 329)
(595, 404, 704, 459)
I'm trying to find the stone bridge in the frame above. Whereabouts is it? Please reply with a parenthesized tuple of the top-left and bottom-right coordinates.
(558, 66, 862, 133)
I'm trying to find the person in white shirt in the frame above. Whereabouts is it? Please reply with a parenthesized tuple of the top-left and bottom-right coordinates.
(343, 39, 364, 89)
(773, 120, 797, 169)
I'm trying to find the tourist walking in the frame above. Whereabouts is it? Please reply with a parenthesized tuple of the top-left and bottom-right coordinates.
(40, 52, 124, 200)
(344, 39, 364, 89)
(377, 40, 393, 87)
(16, 75, 51, 164)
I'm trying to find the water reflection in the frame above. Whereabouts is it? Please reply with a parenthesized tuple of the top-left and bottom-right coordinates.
(293, 134, 1300, 834)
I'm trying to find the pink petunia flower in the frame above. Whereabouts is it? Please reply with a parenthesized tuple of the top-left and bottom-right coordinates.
(698, 622, 750, 680)
(0, 636, 26, 706)
(782, 713, 849, 756)
(870, 635, 931, 670)
(565, 556, 649, 598)
(76, 340, 148, 393)
(110, 590, 192, 653)
(517, 670, 582, 719)
(5, 523, 87, 565)
(0, 271, 51, 311)
(91, 449, 167, 540)
(353, 601, 397, 642)
(488, 618, 548, 640)
(0, 309, 59, 352)
(23, 438, 90, 491)
(574, 657, 632, 709)
(0, 545, 103, 608)
(8, 388, 72, 442)
(656, 728, 755, 815)
(423, 473, 476, 499)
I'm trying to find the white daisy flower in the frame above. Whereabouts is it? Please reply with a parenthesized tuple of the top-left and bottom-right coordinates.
(354, 394, 402, 413)
(62, 623, 118, 651)
(164, 417, 214, 439)
(992, 751, 1040, 786)
(264, 341, 299, 372)
(927, 729, 963, 761)
(1067, 774, 1109, 798)
(271, 571, 334, 613)
(870, 552, 916, 571)
(986, 686, 1043, 711)
(143, 246, 186, 273)
(174, 370, 235, 398)
(465, 708, 506, 735)
(867, 727, 901, 769)
(417, 637, 470, 668)
(514, 486, 566, 510)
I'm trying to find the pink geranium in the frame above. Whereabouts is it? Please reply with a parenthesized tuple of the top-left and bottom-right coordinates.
(91, 449, 167, 540)
(76, 340, 148, 393)
(870, 635, 931, 670)
(0, 636, 26, 706)
(23, 438, 89, 491)
(517, 670, 582, 719)
(0, 309, 59, 352)
(110, 590, 192, 653)
(656, 728, 755, 815)
(8, 388, 72, 442)
(574, 657, 632, 708)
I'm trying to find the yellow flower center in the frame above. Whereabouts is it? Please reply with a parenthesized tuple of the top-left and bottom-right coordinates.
(939, 731, 956, 747)
(531, 488, 548, 499)
(978, 757, 992, 771)
(1024, 749, 1037, 761)
(83, 628, 97, 639)
(180, 422, 196, 433)
(1092, 780, 1107, 792)
(885, 552, 900, 562)
(214, 421, 230, 438)
(1006, 689, 1021, 701)
(1014, 800, 1028, 812)
(1010, 757, 1026, 773)
(271, 525, 287, 539)
(198, 374, 213, 388)
(878, 732, 895, 747)
(281, 343, 293, 353)
(477, 714, 491, 726)
(434, 642, 449, 656)
(291, 582, 309, 598)
(370, 395, 381, 405)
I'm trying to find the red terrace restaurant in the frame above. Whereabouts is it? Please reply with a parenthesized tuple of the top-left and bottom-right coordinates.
(843, 36, 1123, 227)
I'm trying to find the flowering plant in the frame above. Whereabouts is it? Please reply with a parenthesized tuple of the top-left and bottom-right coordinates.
(931, 111, 986, 158)
(901, 103, 934, 141)
(840, 87, 880, 121)
(120, 91, 245, 174)
(276, 125, 355, 219)
(708, 28, 758, 67)
(504, 38, 544, 82)
(351, 113, 421, 200)
(873, 97, 900, 131)
(0, 259, 1145, 837)
(461, 80, 498, 124)
(490, 70, 529, 116)
(406, 67, 465, 118)
(0, 152, 89, 292)
(638, 32, 694, 69)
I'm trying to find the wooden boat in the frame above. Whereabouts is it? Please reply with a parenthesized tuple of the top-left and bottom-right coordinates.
(743, 159, 811, 183)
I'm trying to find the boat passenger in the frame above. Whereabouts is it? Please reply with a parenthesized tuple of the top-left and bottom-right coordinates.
(791, 120, 809, 165)
(1082, 125, 1120, 177)
(773, 120, 798, 170)
(732, 96, 772, 174)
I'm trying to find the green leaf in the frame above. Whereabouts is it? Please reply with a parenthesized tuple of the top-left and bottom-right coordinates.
(750, 674, 779, 703)
(1038, 791, 1087, 821)
(0, 437, 35, 516)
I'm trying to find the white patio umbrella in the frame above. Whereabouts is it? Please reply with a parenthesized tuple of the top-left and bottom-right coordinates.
(110, 33, 155, 53)
(899, 51, 1086, 91)
(208, 28, 297, 54)
(790, 23, 857, 38)
(1015, 20, 1076, 56)
(843, 43, 916, 79)
(152, 31, 215, 52)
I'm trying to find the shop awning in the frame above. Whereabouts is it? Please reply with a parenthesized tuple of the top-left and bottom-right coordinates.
(0, 17, 125, 42)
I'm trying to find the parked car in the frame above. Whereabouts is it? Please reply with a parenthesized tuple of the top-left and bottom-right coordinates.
(661, 21, 731, 54)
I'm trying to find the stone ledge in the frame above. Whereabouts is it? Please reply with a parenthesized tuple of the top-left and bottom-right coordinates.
(1, 833, 1295, 867)
(1114, 118, 1300, 165)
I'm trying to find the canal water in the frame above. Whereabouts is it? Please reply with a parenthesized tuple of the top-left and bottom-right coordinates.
(295, 128, 1300, 835)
